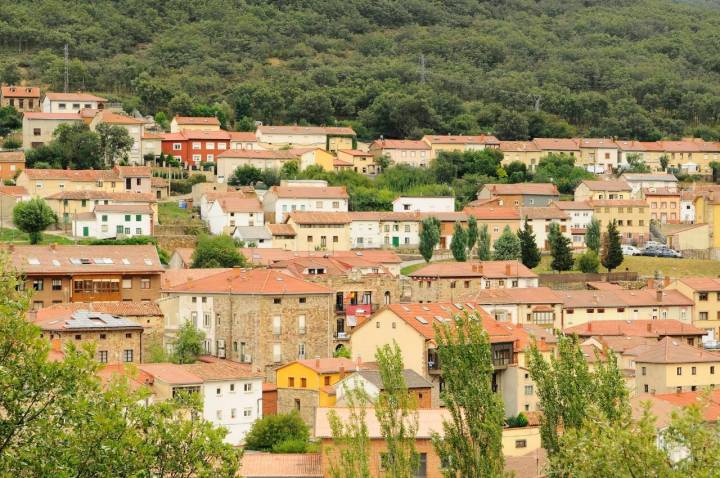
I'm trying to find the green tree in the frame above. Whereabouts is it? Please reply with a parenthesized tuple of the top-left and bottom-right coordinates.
(52, 123, 103, 169)
(548, 222, 574, 272)
(659, 154, 670, 172)
(280, 160, 300, 179)
(492, 225, 520, 260)
(326, 387, 372, 478)
(13, 198, 57, 244)
(419, 217, 440, 263)
(622, 153, 651, 173)
(533, 153, 595, 195)
(374, 342, 419, 478)
(450, 222, 467, 262)
(600, 221, 623, 273)
(191, 235, 246, 268)
(431, 312, 505, 478)
(2, 137, 21, 149)
(585, 218, 601, 253)
(333, 345, 351, 359)
(96, 123, 134, 167)
(171, 321, 205, 364)
(517, 217, 541, 269)
(228, 165, 263, 186)
(244, 412, 310, 452)
(575, 250, 600, 273)
(477, 224, 491, 260)
(466, 216, 479, 257)
(527, 334, 628, 459)
(0, 256, 240, 476)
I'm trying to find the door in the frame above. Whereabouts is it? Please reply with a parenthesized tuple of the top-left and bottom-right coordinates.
(82, 226, 89, 237)
(392, 236, 400, 247)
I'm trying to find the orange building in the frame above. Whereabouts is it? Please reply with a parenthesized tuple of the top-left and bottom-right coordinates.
(0, 151, 24, 180)
(643, 187, 681, 224)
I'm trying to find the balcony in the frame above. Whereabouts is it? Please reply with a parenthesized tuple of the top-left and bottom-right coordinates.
(428, 344, 514, 374)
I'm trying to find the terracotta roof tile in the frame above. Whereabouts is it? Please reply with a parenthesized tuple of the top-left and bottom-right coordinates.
(288, 211, 351, 224)
(630, 337, 720, 364)
(408, 260, 537, 279)
(484, 183, 559, 196)
(280, 357, 360, 374)
(138, 363, 203, 385)
(229, 131, 257, 141)
(217, 149, 297, 159)
(44, 92, 107, 102)
(632, 390, 720, 427)
(93, 203, 152, 214)
(162, 268, 233, 289)
(370, 139, 431, 150)
(499, 141, 541, 152)
(552, 200, 592, 210)
(151, 176, 168, 187)
(7, 244, 163, 274)
(173, 116, 220, 126)
(615, 140, 664, 152)
(258, 125, 355, 136)
(589, 199, 648, 207)
(423, 134, 500, 145)
(560, 289, 693, 308)
(678, 277, 720, 291)
(96, 111, 145, 125)
(623, 173, 678, 182)
(36, 301, 162, 321)
(532, 138, 580, 151)
(1, 86, 40, 98)
(520, 206, 568, 220)
(576, 138, 618, 148)
(349, 211, 421, 221)
(23, 112, 82, 120)
(183, 356, 263, 379)
(215, 196, 262, 213)
(0, 185, 28, 197)
(580, 179, 632, 191)
(565, 319, 704, 338)
(338, 149, 372, 157)
(166, 268, 332, 295)
(270, 185, 348, 199)
(267, 223, 297, 236)
(0, 151, 25, 162)
(180, 130, 231, 140)
(463, 206, 520, 220)
(462, 286, 563, 304)
(45, 190, 156, 202)
(240, 453, 322, 478)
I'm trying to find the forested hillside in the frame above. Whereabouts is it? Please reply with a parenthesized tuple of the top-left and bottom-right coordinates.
(3, 0, 720, 140)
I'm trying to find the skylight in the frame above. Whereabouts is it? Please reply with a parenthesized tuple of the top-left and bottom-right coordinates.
(27, 258, 40, 265)
(143, 259, 153, 265)
(122, 258, 130, 265)
(52, 260, 60, 266)
(415, 316, 428, 324)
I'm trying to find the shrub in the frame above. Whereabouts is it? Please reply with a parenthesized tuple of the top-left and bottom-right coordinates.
(575, 250, 600, 273)
(271, 438, 308, 453)
(244, 412, 310, 451)
(506, 412, 529, 428)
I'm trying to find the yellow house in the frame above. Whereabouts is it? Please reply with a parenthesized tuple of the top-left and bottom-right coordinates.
(499, 141, 543, 172)
(667, 277, 720, 342)
(336, 149, 379, 176)
(16, 166, 153, 198)
(267, 223, 298, 250)
(44, 190, 159, 227)
(574, 179, 633, 201)
(630, 337, 720, 395)
(285, 212, 351, 252)
(659, 139, 720, 175)
(421, 134, 500, 157)
(588, 199, 650, 245)
(275, 357, 362, 427)
(693, 193, 720, 248)
(310, 149, 347, 172)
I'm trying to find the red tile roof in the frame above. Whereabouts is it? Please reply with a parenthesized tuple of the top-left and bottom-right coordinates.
(642, 187, 680, 197)
(270, 185, 348, 199)
(463, 206, 520, 220)
(632, 390, 720, 427)
(576, 138, 618, 148)
(23, 112, 81, 120)
(462, 286, 563, 304)
(484, 183, 559, 196)
(95, 111, 145, 125)
(370, 139, 431, 150)
(97, 363, 153, 391)
(580, 179, 632, 191)
(280, 357, 361, 374)
(678, 277, 720, 292)
(183, 356, 263, 380)
(287, 211, 352, 225)
(45, 190, 156, 202)
(0, 151, 25, 162)
(240, 452, 322, 478)
(114, 165, 152, 177)
(615, 140, 665, 152)
(552, 200, 592, 210)
(173, 116, 220, 126)
(36, 301, 162, 321)
(237, 248, 402, 266)
(408, 260, 537, 279)
(532, 138, 580, 151)
(423, 134, 500, 145)
(7, 244, 163, 274)
(520, 206, 568, 220)
(166, 268, 332, 295)
(138, 363, 204, 385)
(499, 141, 541, 152)
(338, 149, 373, 157)
(93, 204, 153, 214)
(258, 125, 355, 136)
(349, 211, 421, 222)
(161, 268, 233, 289)
(564, 319, 705, 338)
(559, 289, 694, 308)
(229, 131, 257, 141)
(629, 337, 720, 364)
(44, 92, 107, 102)
(267, 223, 297, 236)
(2, 86, 40, 98)
(589, 199, 648, 207)
(0, 185, 28, 197)
(151, 176, 168, 187)
(180, 130, 231, 140)
(215, 196, 262, 213)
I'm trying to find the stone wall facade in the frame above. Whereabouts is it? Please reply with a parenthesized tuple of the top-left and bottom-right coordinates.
(409, 276, 537, 302)
(49, 328, 143, 364)
(277, 388, 319, 430)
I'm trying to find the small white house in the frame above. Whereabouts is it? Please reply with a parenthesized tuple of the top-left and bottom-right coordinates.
(519, 206, 571, 251)
(140, 359, 263, 445)
(334, 369, 432, 406)
(391, 196, 455, 213)
(263, 185, 349, 223)
(232, 226, 272, 248)
(348, 212, 421, 249)
(206, 196, 264, 235)
(41, 92, 107, 113)
(552, 201, 594, 248)
(73, 204, 152, 238)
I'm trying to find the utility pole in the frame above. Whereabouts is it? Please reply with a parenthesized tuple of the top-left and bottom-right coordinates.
(63, 44, 69, 93)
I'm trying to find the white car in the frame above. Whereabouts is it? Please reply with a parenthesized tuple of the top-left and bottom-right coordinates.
(621, 245, 642, 256)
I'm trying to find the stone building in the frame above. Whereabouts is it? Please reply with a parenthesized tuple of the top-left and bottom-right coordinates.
(160, 268, 335, 380)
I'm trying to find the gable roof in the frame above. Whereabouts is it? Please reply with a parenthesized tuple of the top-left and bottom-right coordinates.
(173, 116, 220, 126)
(93, 204, 153, 214)
(423, 134, 500, 145)
(463, 206, 520, 220)
(580, 179, 632, 191)
(353, 369, 432, 389)
(408, 260, 537, 279)
(240, 453, 322, 478)
(180, 130, 231, 140)
(564, 319, 705, 338)
(552, 200, 592, 210)
(499, 141, 541, 152)
(165, 268, 332, 295)
(464, 286, 563, 305)
(630, 337, 720, 364)
(34, 309, 143, 332)
(45, 190, 156, 202)
(217, 149, 297, 159)
(520, 206, 568, 220)
(622, 173, 678, 182)
(677, 277, 720, 291)
(7, 244, 163, 274)
(615, 140, 665, 152)
(2, 86, 40, 98)
(0, 151, 25, 163)
(0, 185, 28, 197)
(370, 139, 431, 150)
(338, 149, 373, 157)
(44, 92, 107, 102)
(35, 301, 162, 321)
(23, 112, 82, 121)
(576, 138, 618, 149)
(215, 196, 262, 213)
(258, 125, 355, 136)
(559, 289, 693, 308)
(229, 131, 257, 141)
(532, 138, 580, 151)
(287, 211, 352, 225)
(483, 183, 559, 196)
(95, 111, 146, 125)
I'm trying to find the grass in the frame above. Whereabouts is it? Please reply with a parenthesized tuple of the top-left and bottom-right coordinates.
(533, 254, 720, 278)
(0, 227, 74, 245)
(158, 201, 194, 224)
(400, 259, 455, 276)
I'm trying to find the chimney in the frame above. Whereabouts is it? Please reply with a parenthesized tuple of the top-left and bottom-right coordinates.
(663, 276, 670, 287)
(339, 366, 346, 379)
(505, 263, 512, 276)
(657, 289, 663, 302)
(646, 322, 652, 333)
(315, 358, 320, 369)
(647, 278, 655, 289)
(587, 322, 592, 332)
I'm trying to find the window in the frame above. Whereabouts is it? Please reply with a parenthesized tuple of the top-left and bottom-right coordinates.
(244, 408, 252, 417)
(273, 297, 282, 304)
(140, 278, 150, 289)
(230, 384, 235, 393)
(298, 343, 306, 360)
(206, 142, 215, 149)
(74, 334, 82, 340)
(216, 387, 222, 396)
(136, 215, 142, 222)
(700, 292, 709, 301)
(122, 279, 132, 289)
(273, 343, 281, 362)
(677, 367, 682, 376)
(298, 315, 306, 334)
(125, 333, 132, 339)
(33, 127, 41, 136)
(243, 383, 252, 392)
(301, 377, 307, 388)
(464, 280, 470, 288)
(644, 384, 649, 393)
(515, 440, 527, 449)
(216, 410, 222, 420)
(642, 366, 646, 376)
(450, 281, 456, 289)
(299, 297, 306, 304)
(32, 279, 43, 291)
(192, 142, 201, 150)
(116, 225, 124, 234)
(700, 312, 709, 321)
(100, 334, 106, 339)
(324, 376, 331, 386)
(98, 351, 108, 363)
(52, 279, 62, 291)
(332, 201, 340, 208)
(173, 143, 181, 151)
(524, 385, 534, 395)
(231, 408, 236, 419)
(294, 398, 301, 411)
(692, 366, 697, 375)
(712, 366, 716, 375)
(273, 316, 281, 335)
(123, 349, 134, 362)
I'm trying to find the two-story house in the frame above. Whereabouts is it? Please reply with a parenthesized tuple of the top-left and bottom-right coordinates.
(1, 85, 40, 112)
(72, 204, 153, 239)
(574, 179, 633, 201)
(588, 199, 650, 244)
(206, 196, 264, 235)
(89, 111, 147, 165)
(256, 125, 356, 152)
(170, 116, 221, 133)
(666, 277, 720, 343)
(499, 141, 543, 172)
(368, 139, 432, 167)
(16, 165, 152, 197)
(263, 184, 349, 224)
(552, 200, 593, 248)
(519, 206, 571, 251)
(41, 92, 107, 113)
(348, 211, 421, 249)
(22, 111, 82, 148)
(477, 183, 560, 208)
(216, 149, 298, 182)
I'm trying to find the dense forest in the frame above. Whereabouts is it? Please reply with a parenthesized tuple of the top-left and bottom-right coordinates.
(3, 0, 720, 141)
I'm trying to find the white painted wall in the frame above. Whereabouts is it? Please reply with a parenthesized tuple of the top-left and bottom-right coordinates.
(202, 378, 263, 444)
(681, 200, 695, 223)
(275, 198, 348, 223)
(73, 211, 151, 238)
(392, 197, 454, 213)
(207, 201, 264, 235)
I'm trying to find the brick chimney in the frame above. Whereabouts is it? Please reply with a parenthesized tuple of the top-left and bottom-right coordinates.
(315, 358, 320, 369)
(656, 289, 663, 302)
(505, 263, 512, 276)
(663, 276, 671, 287)
(647, 278, 655, 289)
(646, 322, 652, 333)
(339, 366, 345, 379)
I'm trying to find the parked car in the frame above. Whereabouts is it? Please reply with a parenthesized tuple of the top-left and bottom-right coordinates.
(644, 241, 663, 249)
(621, 245, 642, 256)
(658, 249, 682, 258)
(641, 247, 662, 257)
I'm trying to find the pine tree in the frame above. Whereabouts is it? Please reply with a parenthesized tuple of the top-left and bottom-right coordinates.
(419, 217, 441, 263)
(431, 312, 505, 478)
(517, 217, 541, 269)
(477, 224, 491, 260)
(492, 225, 520, 260)
(600, 220, 624, 273)
(585, 218, 601, 253)
(466, 216, 479, 257)
(548, 222, 574, 272)
(450, 222, 467, 262)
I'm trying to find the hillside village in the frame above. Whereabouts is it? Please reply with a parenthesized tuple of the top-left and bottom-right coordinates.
(4, 87, 720, 477)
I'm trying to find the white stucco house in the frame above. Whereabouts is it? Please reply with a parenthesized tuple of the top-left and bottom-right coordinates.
(391, 196, 455, 213)
(262, 185, 349, 223)
(41, 92, 107, 113)
(206, 196, 264, 235)
(552, 201, 594, 248)
(348, 211, 421, 249)
(72, 204, 153, 238)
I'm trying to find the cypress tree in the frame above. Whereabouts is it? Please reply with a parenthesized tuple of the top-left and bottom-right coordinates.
(419, 217, 440, 263)
(601, 220, 624, 273)
(450, 222, 468, 262)
(517, 217, 541, 269)
(548, 222, 574, 272)
(477, 224, 491, 260)
(492, 225, 521, 260)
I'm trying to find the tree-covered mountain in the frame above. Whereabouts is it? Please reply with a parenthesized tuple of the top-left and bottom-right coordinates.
(2, 0, 720, 141)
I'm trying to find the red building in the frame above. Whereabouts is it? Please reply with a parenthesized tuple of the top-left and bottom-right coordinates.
(160, 130, 231, 169)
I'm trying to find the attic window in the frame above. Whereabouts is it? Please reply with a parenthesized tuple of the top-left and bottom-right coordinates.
(27, 258, 40, 265)
(144, 259, 153, 265)
(415, 316, 428, 325)
(70, 258, 82, 265)
(122, 258, 130, 265)
(52, 260, 60, 266)
(80, 258, 91, 264)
